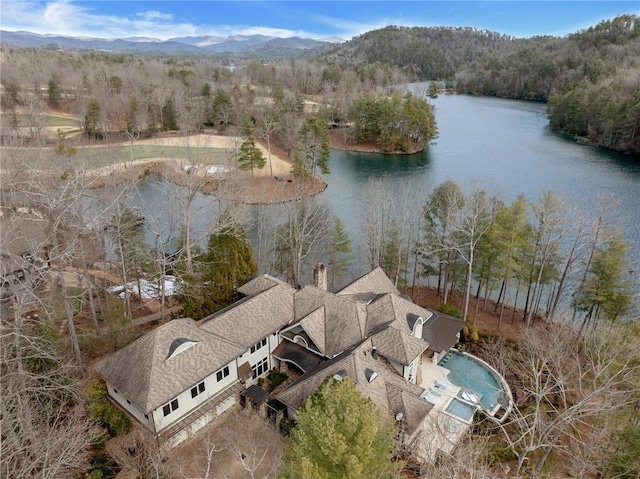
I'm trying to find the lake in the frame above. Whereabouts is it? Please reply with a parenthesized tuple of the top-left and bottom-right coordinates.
(133, 93, 640, 315)
(319, 94, 640, 294)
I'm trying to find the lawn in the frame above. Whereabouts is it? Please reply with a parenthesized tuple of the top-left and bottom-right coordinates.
(2, 144, 233, 170)
(1, 113, 82, 128)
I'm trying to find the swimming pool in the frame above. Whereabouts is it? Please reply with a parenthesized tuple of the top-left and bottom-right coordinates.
(438, 349, 506, 414)
(445, 397, 475, 422)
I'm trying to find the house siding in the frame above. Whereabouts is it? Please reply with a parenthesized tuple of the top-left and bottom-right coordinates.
(152, 359, 239, 432)
(236, 332, 279, 386)
(106, 382, 152, 428)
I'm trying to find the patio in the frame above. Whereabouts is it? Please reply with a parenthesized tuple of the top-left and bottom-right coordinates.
(414, 357, 472, 462)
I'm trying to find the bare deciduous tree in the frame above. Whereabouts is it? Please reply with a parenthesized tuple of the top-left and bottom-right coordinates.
(1, 314, 93, 479)
(487, 323, 639, 478)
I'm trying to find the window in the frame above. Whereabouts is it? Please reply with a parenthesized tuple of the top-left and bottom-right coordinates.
(251, 357, 269, 379)
(250, 338, 267, 354)
(216, 366, 230, 382)
(191, 381, 205, 398)
(162, 398, 179, 417)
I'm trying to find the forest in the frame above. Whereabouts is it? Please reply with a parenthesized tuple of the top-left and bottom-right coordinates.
(322, 14, 640, 156)
(1, 14, 639, 479)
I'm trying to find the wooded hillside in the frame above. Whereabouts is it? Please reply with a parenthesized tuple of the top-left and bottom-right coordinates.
(319, 15, 640, 155)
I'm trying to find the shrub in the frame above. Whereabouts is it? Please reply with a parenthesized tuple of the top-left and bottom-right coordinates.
(279, 416, 296, 436)
(489, 446, 517, 465)
(87, 379, 131, 436)
(90, 452, 117, 479)
(92, 425, 110, 450)
(437, 302, 462, 318)
(266, 369, 288, 392)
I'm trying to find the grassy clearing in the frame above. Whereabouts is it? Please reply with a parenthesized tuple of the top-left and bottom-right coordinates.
(74, 145, 233, 169)
(2, 144, 233, 170)
(1, 113, 82, 128)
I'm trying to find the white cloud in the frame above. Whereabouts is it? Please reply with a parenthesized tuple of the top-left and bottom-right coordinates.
(137, 10, 174, 22)
(0, 0, 317, 40)
(311, 13, 421, 40)
(1, 0, 196, 39)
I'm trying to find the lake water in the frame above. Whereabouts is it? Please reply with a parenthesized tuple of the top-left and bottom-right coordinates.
(133, 94, 640, 314)
(319, 94, 639, 304)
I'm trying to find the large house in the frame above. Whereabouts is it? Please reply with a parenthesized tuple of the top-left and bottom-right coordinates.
(94, 265, 470, 461)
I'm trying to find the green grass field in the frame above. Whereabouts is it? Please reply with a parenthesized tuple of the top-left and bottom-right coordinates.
(1, 113, 82, 128)
(2, 144, 233, 170)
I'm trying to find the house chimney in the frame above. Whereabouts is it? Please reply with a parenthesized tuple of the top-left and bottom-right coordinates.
(313, 262, 327, 291)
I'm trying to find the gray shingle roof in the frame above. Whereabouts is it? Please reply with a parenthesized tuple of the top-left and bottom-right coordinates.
(275, 340, 431, 436)
(236, 274, 287, 297)
(94, 318, 245, 412)
(366, 293, 434, 337)
(200, 282, 295, 349)
(336, 267, 400, 296)
(294, 286, 366, 357)
(422, 312, 465, 353)
(370, 327, 428, 365)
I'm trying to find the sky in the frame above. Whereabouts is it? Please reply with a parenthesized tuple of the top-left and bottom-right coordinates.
(1, 1, 638, 41)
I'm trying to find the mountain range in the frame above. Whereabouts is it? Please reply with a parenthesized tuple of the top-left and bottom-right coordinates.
(0, 30, 343, 54)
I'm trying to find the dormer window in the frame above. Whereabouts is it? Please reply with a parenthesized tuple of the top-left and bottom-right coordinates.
(166, 338, 198, 360)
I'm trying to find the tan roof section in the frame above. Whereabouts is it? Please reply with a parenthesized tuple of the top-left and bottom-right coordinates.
(367, 293, 434, 336)
(386, 383, 433, 435)
(236, 274, 287, 297)
(94, 318, 244, 413)
(298, 306, 327, 354)
(200, 282, 295, 349)
(370, 327, 428, 366)
(294, 285, 366, 357)
(336, 267, 400, 296)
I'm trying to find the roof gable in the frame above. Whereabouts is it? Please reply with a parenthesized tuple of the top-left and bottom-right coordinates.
(94, 318, 244, 412)
(422, 312, 465, 353)
(298, 306, 327, 354)
(336, 267, 400, 296)
(365, 293, 434, 337)
(294, 286, 365, 357)
(236, 274, 288, 297)
(370, 327, 427, 365)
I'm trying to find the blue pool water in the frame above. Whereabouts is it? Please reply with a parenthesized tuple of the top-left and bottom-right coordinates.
(439, 350, 504, 413)
(445, 397, 475, 422)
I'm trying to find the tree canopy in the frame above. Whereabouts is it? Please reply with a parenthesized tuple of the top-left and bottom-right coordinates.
(353, 91, 437, 153)
(279, 377, 401, 479)
(175, 225, 257, 320)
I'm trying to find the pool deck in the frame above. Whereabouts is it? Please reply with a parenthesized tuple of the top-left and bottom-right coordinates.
(413, 350, 513, 462)
(415, 359, 472, 461)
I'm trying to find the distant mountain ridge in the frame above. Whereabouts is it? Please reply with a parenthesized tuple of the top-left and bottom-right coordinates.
(0, 30, 343, 54)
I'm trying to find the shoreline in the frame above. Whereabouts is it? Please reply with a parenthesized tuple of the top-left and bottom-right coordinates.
(328, 129, 425, 155)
